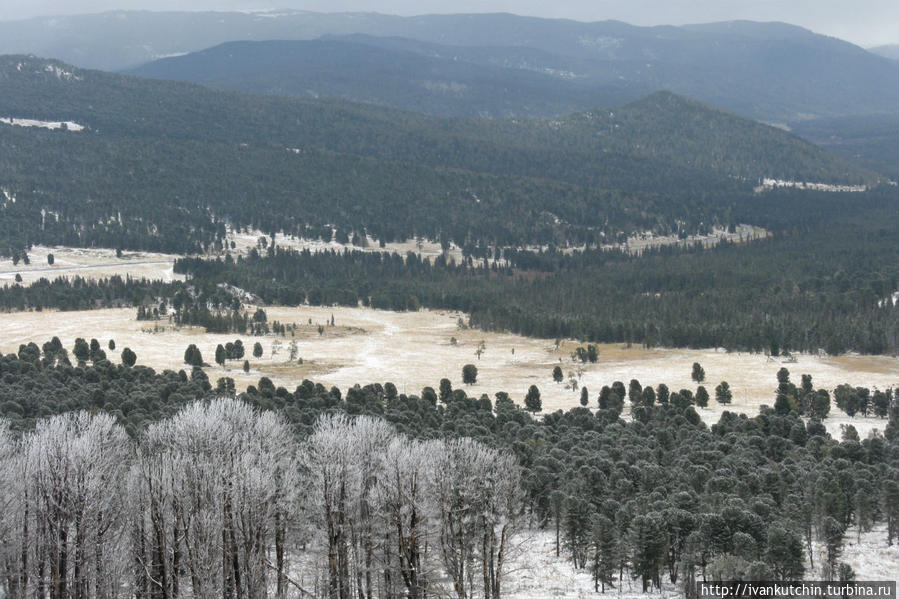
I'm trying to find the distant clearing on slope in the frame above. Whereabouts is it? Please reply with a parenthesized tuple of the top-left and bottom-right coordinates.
(0, 223, 767, 286)
(0, 246, 184, 285)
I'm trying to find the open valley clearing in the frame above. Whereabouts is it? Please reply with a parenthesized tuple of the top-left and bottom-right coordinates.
(0, 305, 895, 438)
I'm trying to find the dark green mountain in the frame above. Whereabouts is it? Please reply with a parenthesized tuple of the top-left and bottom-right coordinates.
(0, 55, 878, 258)
(126, 39, 642, 118)
(2, 11, 899, 121)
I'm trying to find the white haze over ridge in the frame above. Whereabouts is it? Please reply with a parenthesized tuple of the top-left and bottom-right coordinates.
(0, 0, 896, 47)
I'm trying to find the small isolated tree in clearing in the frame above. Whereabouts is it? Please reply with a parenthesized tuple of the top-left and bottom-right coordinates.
(525, 385, 542, 413)
(184, 344, 203, 367)
(552, 365, 563, 383)
(580, 386, 589, 407)
(215, 344, 226, 367)
(695, 386, 710, 408)
(243, 360, 250, 373)
(121, 347, 137, 367)
(715, 381, 732, 405)
(108, 339, 115, 351)
(47, 253, 54, 265)
(691, 362, 706, 383)
(253, 341, 263, 358)
(462, 364, 478, 385)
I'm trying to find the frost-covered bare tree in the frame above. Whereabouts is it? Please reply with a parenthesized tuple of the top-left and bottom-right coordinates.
(0, 412, 131, 599)
(375, 436, 439, 599)
(429, 438, 523, 599)
(0, 419, 24, 596)
(132, 398, 299, 599)
(303, 414, 394, 599)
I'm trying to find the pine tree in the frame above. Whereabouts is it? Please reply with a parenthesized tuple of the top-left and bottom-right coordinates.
(691, 362, 705, 383)
(590, 514, 618, 592)
(715, 381, 732, 405)
(695, 386, 709, 408)
(552, 365, 563, 383)
(121, 347, 137, 367)
(462, 364, 478, 385)
(215, 344, 226, 367)
(525, 385, 542, 413)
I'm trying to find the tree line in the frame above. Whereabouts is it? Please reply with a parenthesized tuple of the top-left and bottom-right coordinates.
(171, 208, 898, 355)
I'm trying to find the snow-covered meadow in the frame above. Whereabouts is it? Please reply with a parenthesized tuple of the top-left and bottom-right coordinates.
(0, 304, 894, 441)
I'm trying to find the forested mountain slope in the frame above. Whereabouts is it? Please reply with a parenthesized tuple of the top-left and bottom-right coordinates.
(126, 38, 641, 118)
(0, 55, 879, 257)
(3, 11, 899, 120)
(791, 114, 899, 179)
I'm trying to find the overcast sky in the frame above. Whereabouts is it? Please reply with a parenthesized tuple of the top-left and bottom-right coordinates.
(1, 0, 897, 47)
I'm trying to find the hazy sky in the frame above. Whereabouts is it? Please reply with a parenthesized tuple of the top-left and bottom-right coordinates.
(1, 0, 897, 46)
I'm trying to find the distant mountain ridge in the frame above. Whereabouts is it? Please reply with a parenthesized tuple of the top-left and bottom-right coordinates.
(2, 10, 899, 121)
(125, 38, 643, 118)
(869, 44, 899, 60)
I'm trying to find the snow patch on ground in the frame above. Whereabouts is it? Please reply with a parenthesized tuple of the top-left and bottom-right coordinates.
(421, 80, 469, 94)
(504, 526, 899, 599)
(506, 530, 682, 599)
(43, 64, 82, 81)
(223, 223, 766, 269)
(755, 178, 867, 193)
(0, 117, 84, 131)
(879, 291, 899, 307)
(812, 524, 899, 582)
